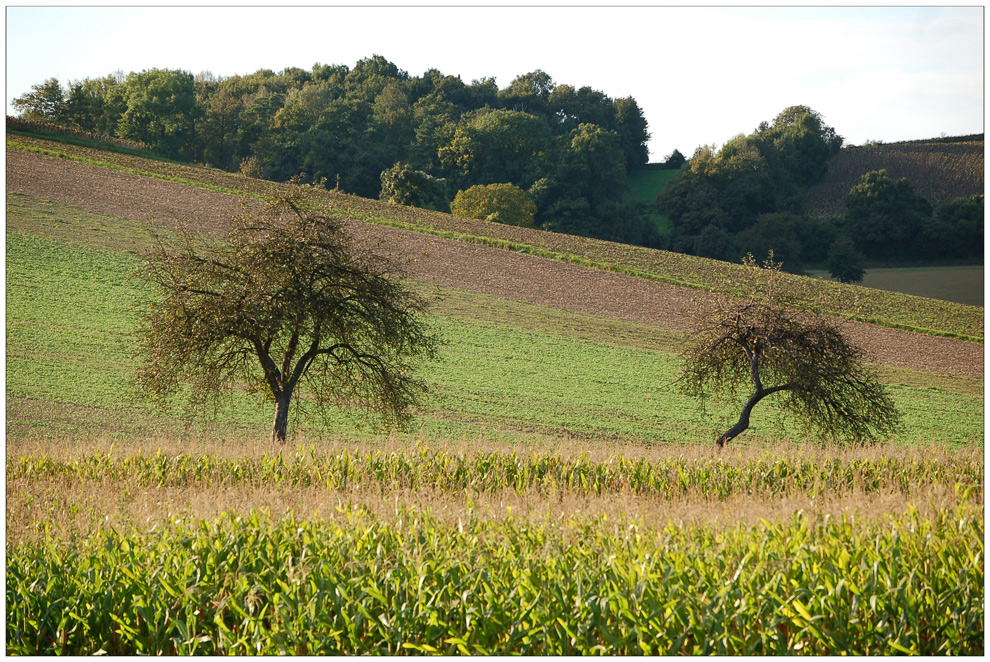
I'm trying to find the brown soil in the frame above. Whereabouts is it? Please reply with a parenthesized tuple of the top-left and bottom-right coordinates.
(6, 149, 984, 379)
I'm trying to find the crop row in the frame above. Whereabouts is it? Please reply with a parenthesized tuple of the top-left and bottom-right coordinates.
(7, 505, 983, 655)
(10, 447, 983, 501)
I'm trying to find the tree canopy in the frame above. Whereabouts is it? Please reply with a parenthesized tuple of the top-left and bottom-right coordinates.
(13, 57, 654, 248)
(679, 256, 900, 447)
(136, 188, 439, 443)
(656, 106, 844, 268)
(844, 169, 932, 258)
(450, 183, 536, 227)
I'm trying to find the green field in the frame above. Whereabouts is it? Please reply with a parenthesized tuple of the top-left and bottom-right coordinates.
(626, 167, 680, 235)
(6, 195, 983, 446)
(5, 137, 985, 655)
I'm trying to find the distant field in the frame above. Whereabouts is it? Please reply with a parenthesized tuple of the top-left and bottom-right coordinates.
(804, 137, 984, 219)
(809, 265, 984, 307)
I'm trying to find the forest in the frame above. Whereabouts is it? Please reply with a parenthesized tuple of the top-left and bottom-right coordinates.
(11, 55, 983, 270)
(10, 57, 659, 248)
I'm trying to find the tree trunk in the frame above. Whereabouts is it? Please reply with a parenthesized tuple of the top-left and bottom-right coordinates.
(716, 384, 789, 448)
(270, 390, 292, 444)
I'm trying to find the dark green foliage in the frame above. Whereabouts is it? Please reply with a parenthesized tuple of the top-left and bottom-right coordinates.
(11, 57, 658, 249)
(558, 123, 627, 208)
(657, 106, 843, 262)
(735, 212, 814, 274)
(915, 194, 984, 261)
(693, 224, 736, 262)
(845, 169, 932, 258)
(660, 148, 686, 170)
(438, 108, 554, 191)
(379, 162, 450, 212)
(827, 236, 866, 284)
(116, 69, 198, 160)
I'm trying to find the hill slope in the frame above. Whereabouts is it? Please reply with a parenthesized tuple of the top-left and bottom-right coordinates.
(803, 135, 984, 219)
(6, 146, 983, 382)
(6, 132, 983, 342)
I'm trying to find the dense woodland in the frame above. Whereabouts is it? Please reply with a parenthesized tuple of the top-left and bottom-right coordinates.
(11, 57, 658, 247)
(11, 56, 983, 273)
(655, 110, 984, 277)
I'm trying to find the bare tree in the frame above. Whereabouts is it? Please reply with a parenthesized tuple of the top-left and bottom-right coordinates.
(136, 188, 439, 443)
(679, 255, 899, 448)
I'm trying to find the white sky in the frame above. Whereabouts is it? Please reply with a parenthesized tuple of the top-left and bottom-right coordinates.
(4, 3, 985, 161)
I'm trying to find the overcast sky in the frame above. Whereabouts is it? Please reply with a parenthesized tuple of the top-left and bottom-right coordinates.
(5, 4, 984, 161)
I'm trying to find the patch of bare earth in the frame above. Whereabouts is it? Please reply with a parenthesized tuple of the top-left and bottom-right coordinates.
(6, 148, 983, 379)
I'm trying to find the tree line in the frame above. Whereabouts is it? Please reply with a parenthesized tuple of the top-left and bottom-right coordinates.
(11, 56, 658, 247)
(655, 106, 983, 279)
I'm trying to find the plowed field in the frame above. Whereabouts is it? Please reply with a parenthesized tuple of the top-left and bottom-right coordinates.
(6, 148, 983, 379)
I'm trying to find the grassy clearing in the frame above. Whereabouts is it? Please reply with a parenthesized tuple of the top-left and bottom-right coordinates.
(7, 136, 982, 341)
(626, 168, 679, 234)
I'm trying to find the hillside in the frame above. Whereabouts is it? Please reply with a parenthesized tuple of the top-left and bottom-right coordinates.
(803, 135, 984, 219)
(6, 131, 983, 342)
(6, 135, 983, 373)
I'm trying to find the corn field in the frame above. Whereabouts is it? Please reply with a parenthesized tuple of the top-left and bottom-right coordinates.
(6, 445, 984, 655)
(6, 505, 983, 655)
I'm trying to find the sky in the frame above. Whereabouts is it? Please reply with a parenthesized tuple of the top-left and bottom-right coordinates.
(4, 4, 984, 161)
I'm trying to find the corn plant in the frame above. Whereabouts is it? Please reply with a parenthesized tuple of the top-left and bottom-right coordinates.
(7, 505, 983, 655)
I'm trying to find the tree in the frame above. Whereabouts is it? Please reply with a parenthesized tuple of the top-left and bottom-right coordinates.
(136, 188, 439, 443)
(117, 68, 198, 159)
(679, 255, 899, 448)
(498, 69, 555, 117)
(11, 77, 66, 122)
(196, 79, 244, 170)
(735, 212, 811, 274)
(827, 236, 866, 283)
(693, 223, 737, 262)
(379, 162, 450, 212)
(844, 169, 932, 258)
(451, 183, 536, 227)
(661, 149, 686, 170)
(558, 123, 627, 209)
(613, 96, 651, 171)
(916, 194, 984, 260)
(438, 108, 554, 190)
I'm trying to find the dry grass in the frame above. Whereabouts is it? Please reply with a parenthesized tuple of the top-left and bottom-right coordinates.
(7, 432, 980, 546)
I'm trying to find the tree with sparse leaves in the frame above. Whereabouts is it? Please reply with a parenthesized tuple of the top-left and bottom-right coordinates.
(679, 255, 899, 448)
(136, 188, 439, 443)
